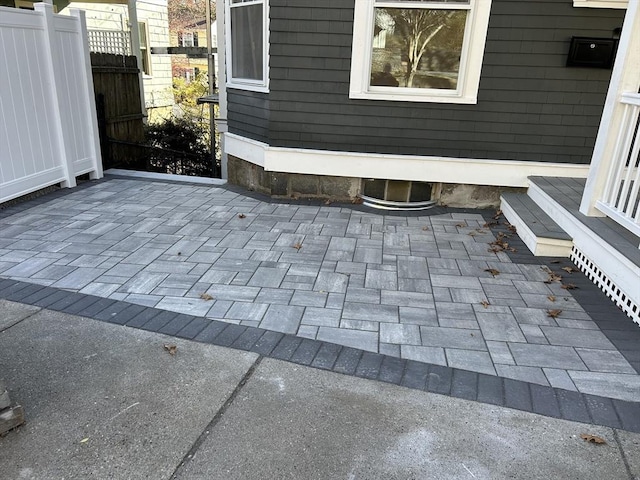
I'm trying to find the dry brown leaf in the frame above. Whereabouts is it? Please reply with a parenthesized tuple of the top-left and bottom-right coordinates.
(238, 213, 246, 219)
(456, 223, 467, 228)
(163, 344, 177, 356)
(351, 197, 363, 205)
(200, 293, 214, 301)
(547, 309, 562, 318)
(293, 242, 303, 250)
(485, 268, 500, 277)
(562, 266, 576, 274)
(324, 199, 332, 205)
(422, 226, 430, 231)
(547, 295, 556, 302)
(480, 300, 490, 308)
(507, 224, 517, 233)
(476, 229, 486, 234)
(493, 209, 503, 220)
(580, 434, 606, 445)
(468, 231, 477, 236)
(561, 283, 578, 290)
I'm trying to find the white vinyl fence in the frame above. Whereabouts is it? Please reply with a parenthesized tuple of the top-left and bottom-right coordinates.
(0, 3, 102, 204)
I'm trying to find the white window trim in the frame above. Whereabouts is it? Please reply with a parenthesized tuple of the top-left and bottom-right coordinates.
(573, 0, 627, 8)
(225, 0, 269, 93)
(349, 0, 492, 104)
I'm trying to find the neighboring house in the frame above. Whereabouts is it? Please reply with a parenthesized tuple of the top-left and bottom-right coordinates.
(4, 0, 173, 117)
(170, 18, 217, 81)
(72, 0, 173, 117)
(215, 0, 639, 322)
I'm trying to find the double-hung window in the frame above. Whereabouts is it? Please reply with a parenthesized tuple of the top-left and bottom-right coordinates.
(350, 0, 492, 104)
(226, 0, 269, 92)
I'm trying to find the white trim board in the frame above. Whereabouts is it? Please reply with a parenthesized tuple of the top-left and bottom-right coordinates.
(225, 133, 590, 188)
(105, 169, 228, 185)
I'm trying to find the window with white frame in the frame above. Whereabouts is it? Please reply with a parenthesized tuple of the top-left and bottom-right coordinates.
(350, 0, 492, 104)
(226, 0, 269, 92)
(179, 31, 199, 47)
(138, 22, 151, 76)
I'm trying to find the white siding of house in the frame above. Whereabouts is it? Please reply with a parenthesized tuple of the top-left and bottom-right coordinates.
(70, 0, 173, 110)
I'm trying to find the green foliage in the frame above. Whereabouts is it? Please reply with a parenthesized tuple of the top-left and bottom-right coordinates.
(172, 72, 208, 108)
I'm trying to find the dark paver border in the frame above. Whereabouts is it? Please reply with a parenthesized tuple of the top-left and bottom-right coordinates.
(486, 213, 640, 375)
(1, 277, 639, 433)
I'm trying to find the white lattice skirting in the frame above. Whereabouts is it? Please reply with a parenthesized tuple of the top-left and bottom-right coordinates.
(571, 247, 640, 325)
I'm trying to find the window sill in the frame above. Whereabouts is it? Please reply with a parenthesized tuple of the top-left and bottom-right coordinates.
(349, 90, 478, 105)
(227, 82, 269, 94)
(573, 0, 627, 8)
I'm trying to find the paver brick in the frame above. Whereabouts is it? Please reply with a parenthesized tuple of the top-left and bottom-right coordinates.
(332, 347, 362, 375)
(290, 338, 322, 365)
(504, 378, 532, 411)
(556, 390, 591, 424)
(270, 335, 303, 361)
(311, 343, 342, 370)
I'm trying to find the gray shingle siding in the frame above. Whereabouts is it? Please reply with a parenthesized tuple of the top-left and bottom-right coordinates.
(226, 0, 624, 164)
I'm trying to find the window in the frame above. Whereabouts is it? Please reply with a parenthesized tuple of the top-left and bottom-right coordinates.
(225, 0, 269, 92)
(138, 22, 151, 76)
(350, 0, 492, 104)
(178, 31, 199, 47)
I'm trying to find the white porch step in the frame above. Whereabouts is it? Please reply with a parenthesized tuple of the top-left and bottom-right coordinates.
(500, 192, 573, 257)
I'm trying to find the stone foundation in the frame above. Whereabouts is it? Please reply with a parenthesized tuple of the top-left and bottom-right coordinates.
(228, 155, 360, 201)
(227, 155, 525, 208)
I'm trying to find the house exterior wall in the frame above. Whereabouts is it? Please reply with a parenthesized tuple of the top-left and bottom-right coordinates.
(227, 0, 624, 165)
(71, 0, 173, 111)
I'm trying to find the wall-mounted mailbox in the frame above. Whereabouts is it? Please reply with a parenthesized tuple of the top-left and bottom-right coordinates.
(567, 37, 617, 69)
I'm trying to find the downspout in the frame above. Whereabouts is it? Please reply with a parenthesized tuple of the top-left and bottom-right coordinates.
(127, 0, 147, 121)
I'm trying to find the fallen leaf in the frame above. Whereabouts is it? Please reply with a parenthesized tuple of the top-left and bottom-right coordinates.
(293, 242, 303, 250)
(351, 197, 363, 205)
(476, 229, 486, 234)
(547, 295, 556, 302)
(163, 344, 177, 356)
(484, 268, 500, 277)
(80, 438, 89, 444)
(468, 231, 477, 236)
(324, 199, 332, 205)
(493, 209, 503, 220)
(561, 283, 578, 290)
(238, 213, 246, 219)
(456, 223, 467, 228)
(200, 293, 214, 301)
(422, 226, 430, 231)
(480, 300, 490, 308)
(562, 266, 576, 274)
(507, 224, 517, 233)
(547, 309, 562, 318)
(580, 434, 606, 445)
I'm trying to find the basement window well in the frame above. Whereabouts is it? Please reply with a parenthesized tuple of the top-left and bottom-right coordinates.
(359, 179, 436, 210)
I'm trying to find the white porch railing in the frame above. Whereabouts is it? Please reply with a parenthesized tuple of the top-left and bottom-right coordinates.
(0, 4, 102, 204)
(87, 29, 131, 56)
(596, 92, 640, 238)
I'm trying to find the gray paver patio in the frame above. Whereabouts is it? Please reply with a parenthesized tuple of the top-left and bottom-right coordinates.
(0, 177, 639, 402)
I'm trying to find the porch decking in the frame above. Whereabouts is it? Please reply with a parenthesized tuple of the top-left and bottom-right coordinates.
(501, 176, 640, 325)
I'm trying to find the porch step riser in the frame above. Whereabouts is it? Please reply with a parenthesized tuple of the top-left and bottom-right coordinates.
(500, 197, 573, 257)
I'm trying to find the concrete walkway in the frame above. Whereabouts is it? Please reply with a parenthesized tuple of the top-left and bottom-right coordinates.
(0, 176, 638, 404)
(0, 302, 639, 479)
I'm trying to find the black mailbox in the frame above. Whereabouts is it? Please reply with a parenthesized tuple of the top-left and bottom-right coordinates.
(567, 37, 617, 69)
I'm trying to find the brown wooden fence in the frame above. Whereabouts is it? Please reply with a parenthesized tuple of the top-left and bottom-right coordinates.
(90, 53, 145, 170)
